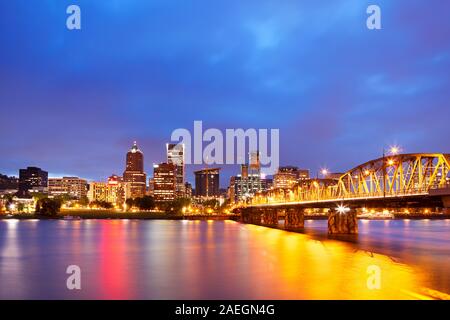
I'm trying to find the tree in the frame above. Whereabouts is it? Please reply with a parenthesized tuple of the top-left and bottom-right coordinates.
(125, 198, 135, 211)
(35, 198, 62, 216)
(167, 198, 191, 214)
(17, 203, 25, 213)
(135, 196, 155, 210)
(78, 196, 89, 206)
(89, 200, 113, 209)
(203, 199, 219, 210)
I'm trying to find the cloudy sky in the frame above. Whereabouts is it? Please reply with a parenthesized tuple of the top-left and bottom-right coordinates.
(0, 0, 449, 186)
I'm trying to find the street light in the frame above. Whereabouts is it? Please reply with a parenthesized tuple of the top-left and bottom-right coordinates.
(389, 145, 401, 155)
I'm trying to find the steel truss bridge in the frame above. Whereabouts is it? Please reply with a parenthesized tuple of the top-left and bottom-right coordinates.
(236, 154, 450, 234)
(250, 153, 450, 208)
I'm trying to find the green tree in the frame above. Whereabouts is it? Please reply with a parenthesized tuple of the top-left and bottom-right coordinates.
(89, 200, 114, 209)
(17, 203, 25, 213)
(78, 196, 89, 206)
(125, 198, 135, 211)
(35, 198, 62, 216)
(136, 196, 155, 210)
(32, 192, 48, 202)
(167, 198, 191, 214)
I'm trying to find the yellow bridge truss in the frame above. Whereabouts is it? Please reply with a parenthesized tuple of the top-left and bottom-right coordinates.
(252, 153, 450, 205)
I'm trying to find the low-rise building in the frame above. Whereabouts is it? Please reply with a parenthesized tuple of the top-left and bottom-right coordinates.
(48, 177, 88, 199)
(87, 175, 130, 206)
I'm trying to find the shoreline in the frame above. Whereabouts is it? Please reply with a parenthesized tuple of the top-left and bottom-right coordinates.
(1, 211, 449, 221)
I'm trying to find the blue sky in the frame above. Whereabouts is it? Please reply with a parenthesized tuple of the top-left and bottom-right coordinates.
(0, 0, 449, 186)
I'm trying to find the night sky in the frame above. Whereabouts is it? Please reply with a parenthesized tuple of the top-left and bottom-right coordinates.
(1, 1, 449, 186)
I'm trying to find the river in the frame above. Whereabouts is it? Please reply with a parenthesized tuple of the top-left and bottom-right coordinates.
(0, 219, 449, 299)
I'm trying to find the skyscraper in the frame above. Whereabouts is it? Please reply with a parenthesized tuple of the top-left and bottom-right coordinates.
(123, 141, 147, 199)
(167, 143, 185, 197)
(194, 168, 220, 198)
(153, 163, 176, 202)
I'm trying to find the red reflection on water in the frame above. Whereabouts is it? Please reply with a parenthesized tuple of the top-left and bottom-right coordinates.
(98, 221, 132, 299)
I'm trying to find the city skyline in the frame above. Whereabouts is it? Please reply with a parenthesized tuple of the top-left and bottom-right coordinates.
(1, 1, 450, 185)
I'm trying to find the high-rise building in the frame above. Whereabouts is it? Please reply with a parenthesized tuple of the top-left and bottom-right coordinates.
(87, 174, 130, 206)
(153, 163, 176, 202)
(167, 143, 185, 197)
(18, 166, 48, 197)
(184, 182, 193, 199)
(123, 141, 147, 199)
(229, 168, 272, 204)
(48, 177, 88, 199)
(194, 168, 220, 198)
(147, 178, 155, 196)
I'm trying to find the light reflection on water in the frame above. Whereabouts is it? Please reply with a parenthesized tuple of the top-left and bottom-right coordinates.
(0, 219, 449, 300)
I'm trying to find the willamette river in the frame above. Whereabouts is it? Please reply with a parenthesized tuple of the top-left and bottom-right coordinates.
(0, 219, 449, 300)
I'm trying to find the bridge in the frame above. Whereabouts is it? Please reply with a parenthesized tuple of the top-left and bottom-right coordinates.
(235, 153, 450, 235)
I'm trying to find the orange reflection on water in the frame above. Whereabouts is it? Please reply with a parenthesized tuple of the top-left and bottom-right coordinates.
(238, 223, 427, 300)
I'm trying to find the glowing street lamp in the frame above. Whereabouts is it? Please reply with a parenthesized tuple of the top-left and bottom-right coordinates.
(389, 146, 401, 155)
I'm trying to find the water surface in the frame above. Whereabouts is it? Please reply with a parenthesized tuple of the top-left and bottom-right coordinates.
(0, 219, 449, 299)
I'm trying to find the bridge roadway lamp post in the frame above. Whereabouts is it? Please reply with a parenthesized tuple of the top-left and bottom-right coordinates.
(382, 145, 401, 198)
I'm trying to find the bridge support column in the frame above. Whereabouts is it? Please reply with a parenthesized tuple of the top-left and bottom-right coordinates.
(442, 196, 450, 209)
(328, 208, 358, 235)
(262, 208, 278, 226)
(285, 208, 304, 229)
(250, 208, 262, 224)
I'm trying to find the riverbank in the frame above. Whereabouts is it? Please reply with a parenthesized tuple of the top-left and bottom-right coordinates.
(0, 209, 238, 220)
(1, 210, 448, 220)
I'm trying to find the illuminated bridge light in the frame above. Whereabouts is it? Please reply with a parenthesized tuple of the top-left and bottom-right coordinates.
(336, 205, 350, 214)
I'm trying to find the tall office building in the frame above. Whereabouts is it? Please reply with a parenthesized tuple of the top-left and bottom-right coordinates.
(167, 143, 185, 197)
(194, 168, 220, 198)
(18, 166, 48, 197)
(48, 177, 88, 199)
(123, 141, 147, 199)
(229, 164, 272, 203)
(153, 163, 176, 202)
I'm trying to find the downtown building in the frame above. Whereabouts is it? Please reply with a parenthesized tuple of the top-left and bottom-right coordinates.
(167, 143, 186, 197)
(194, 168, 221, 199)
(273, 166, 310, 189)
(18, 166, 48, 197)
(228, 152, 272, 203)
(229, 166, 273, 204)
(48, 177, 88, 199)
(123, 141, 147, 199)
(87, 175, 131, 206)
(153, 163, 176, 202)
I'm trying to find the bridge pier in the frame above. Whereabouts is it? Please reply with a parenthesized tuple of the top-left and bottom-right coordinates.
(285, 208, 304, 229)
(442, 196, 450, 209)
(261, 208, 278, 226)
(328, 208, 358, 235)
